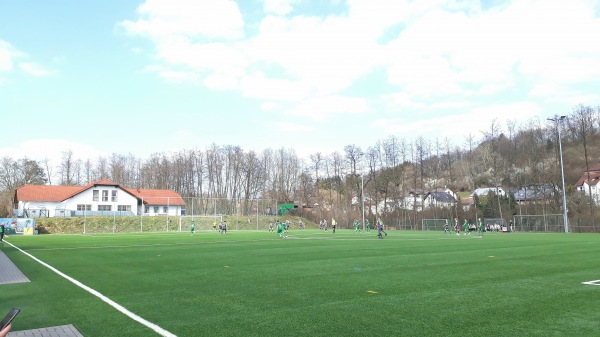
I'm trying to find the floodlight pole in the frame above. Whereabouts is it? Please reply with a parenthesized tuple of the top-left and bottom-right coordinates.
(548, 115, 569, 233)
(361, 174, 366, 230)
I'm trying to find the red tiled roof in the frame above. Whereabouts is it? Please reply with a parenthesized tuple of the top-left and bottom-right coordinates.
(17, 185, 86, 202)
(583, 163, 600, 172)
(576, 171, 600, 187)
(16, 180, 185, 206)
(124, 188, 186, 206)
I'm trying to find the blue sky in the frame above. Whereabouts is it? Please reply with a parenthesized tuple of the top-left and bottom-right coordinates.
(1, 0, 599, 165)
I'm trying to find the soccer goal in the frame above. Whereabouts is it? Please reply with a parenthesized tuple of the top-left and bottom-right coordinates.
(513, 214, 565, 233)
(421, 219, 449, 231)
(179, 215, 223, 232)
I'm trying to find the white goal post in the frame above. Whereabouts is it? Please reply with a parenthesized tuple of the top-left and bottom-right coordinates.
(179, 215, 223, 231)
(421, 218, 449, 231)
(513, 214, 565, 232)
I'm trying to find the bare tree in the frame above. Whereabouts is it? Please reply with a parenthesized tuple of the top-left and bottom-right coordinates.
(570, 104, 597, 227)
(58, 150, 75, 186)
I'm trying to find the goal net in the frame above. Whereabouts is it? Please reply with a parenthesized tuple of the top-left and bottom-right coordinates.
(421, 219, 449, 231)
(179, 215, 223, 232)
(513, 214, 565, 232)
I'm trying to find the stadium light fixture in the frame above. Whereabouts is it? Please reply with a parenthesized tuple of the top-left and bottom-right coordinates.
(547, 115, 569, 233)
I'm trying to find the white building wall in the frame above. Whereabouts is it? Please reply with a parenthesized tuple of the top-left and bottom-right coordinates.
(65, 187, 138, 213)
(582, 182, 600, 204)
(143, 204, 181, 216)
(20, 201, 60, 217)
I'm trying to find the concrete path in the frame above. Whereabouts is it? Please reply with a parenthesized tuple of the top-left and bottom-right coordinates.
(7, 325, 84, 337)
(0, 249, 30, 285)
(1, 248, 84, 336)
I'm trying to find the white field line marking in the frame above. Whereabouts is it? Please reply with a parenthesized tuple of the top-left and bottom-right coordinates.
(4, 240, 177, 337)
(581, 279, 600, 286)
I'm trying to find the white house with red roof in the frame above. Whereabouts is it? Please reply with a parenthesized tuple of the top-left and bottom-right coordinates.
(575, 163, 600, 204)
(14, 179, 186, 217)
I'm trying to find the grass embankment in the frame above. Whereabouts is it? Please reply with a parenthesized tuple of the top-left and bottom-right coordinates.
(33, 215, 317, 234)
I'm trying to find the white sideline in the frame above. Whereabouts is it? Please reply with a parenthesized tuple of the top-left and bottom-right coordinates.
(4, 240, 177, 337)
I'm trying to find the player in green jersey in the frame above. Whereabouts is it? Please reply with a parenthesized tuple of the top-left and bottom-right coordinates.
(190, 221, 195, 235)
(353, 220, 361, 234)
(277, 221, 286, 238)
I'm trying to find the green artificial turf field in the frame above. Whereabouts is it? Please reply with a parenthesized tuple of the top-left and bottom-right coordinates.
(1, 230, 599, 336)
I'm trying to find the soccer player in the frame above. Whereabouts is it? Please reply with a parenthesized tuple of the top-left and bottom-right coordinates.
(277, 221, 286, 238)
(478, 218, 484, 236)
(443, 219, 449, 234)
(190, 221, 195, 235)
(353, 219, 361, 234)
(454, 218, 460, 236)
(298, 219, 304, 230)
(0, 222, 4, 242)
(222, 221, 227, 234)
(365, 219, 371, 233)
(268, 222, 274, 232)
(377, 220, 384, 239)
(323, 219, 328, 232)
(377, 218, 387, 237)
(212, 222, 217, 231)
(463, 219, 470, 235)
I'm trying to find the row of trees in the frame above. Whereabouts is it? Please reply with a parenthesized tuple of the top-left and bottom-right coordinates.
(1, 104, 599, 229)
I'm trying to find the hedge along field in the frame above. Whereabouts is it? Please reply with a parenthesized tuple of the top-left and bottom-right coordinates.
(33, 215, 319, 234)
(2, 231, 600, 337)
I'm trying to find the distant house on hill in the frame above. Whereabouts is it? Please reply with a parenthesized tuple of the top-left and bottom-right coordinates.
(471, 187, 506, 197)
(575, 163, 600, 203)
(513, 184, 555, 202)
(423, 191, 457, 209)
(14, 179, 185, 218)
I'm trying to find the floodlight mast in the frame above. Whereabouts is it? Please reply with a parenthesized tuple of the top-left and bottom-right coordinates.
(547, 115, 569, 233)
(361, 174, 366, 230)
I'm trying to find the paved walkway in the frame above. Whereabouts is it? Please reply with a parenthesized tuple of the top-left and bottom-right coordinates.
(1, 248, 84, 336)
(7, 325, 84, 337)
(0, 249, 30, 285)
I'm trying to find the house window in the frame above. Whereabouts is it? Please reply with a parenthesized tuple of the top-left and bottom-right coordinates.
(102, 190, 108, 202)
(154, 206, 159, 213)
(98, 205, 112, 211)
(77, 204, 91, 211)
(144, 206, 149, 213)
(117, 205, 131, 212)
(111, 190, 118, 202)
(93, 190, 99, 201)
(163, 206, 168, 213)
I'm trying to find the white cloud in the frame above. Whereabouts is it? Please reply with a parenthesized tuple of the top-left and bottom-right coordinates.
(119, 0, 600, 134)
(0, 40, 56, 80)
(120, 0, 244, 41)
(261, 0, 298, 16)
(248, 14, 381, 96)
(19, 62, 55, 77)
(373, 102, 542, 143)
(260, 101, 281, 111)
(0, 139, 108, 163)
(240, 72, 311, 102)
(273, 122, 314, 133)
(382, 0, 600, 98)
(0, 40, 17, 72)
(286, 95, 370, 121)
